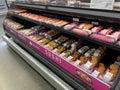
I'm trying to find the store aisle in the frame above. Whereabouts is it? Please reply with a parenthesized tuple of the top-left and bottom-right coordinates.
(0, 15, 55, 90)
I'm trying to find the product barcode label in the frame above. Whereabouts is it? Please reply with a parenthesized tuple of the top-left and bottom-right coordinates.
(92, 21, 99, 25)
(84, 61, 92, 69)
(60, 53, 65, 57)
(52, 49, 58, 53)
(73, 18, 79, 22)
(38, 40, 43, 43)
(93, 50, 100, 57)
(66, 56, 73, 61)
(74, 59, 81, 66)
(44, 44, 49, 48)
(103, 72, 113, 82)
(92, 70, 100, 77)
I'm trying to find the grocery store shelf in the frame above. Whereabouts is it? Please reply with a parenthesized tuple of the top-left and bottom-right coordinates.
(2, 35, 74, 90)
(8, 13, 120, 52)
(14, 3, 47, 9)
(47, 6, 120, 19)
(3, 25, 92, 90)
(13, 2, 120, 22)
(4, 2, 120, 90)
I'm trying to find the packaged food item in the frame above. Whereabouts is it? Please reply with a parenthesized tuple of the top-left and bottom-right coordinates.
(47, 18, 59, 24)
(72, 46, 89, 66)
(54, 36, 69, 44)
(9, 9, 27, 13)
(60, 49, 73, 58)
(88, 56, 98, 69)
(4, 19, 24, 29)
(83, 47, 106, 70)
(91, 26, 103, 33)
(92, 63, 106, 77)
(72, 28, 89, 36)
(106, 31, 120, 41)
(79, 48, 96, 69)
(45, 30, 60, 40)
(77, 23, 86, 29)
(84, 48, 96, 57)
(18, 12, 68, 27)
(53, 46, 66, 54)
(97, 63, 106, 74)
(74, 39, 83, 51)
(91, 34, 115, 43)
(72, 23, 93, 35)
(78, 46, 89, 54)
(28, 34, 44, 41)
(55, 40, 75, 54)
(93, 47, 106, 59)
(103, 64, 118, 82)
(60, 39, 83, 59)
(78, 56, 87, 65)
(83, 24, 93, 30)
(19, 29, 35, 36)
(99, 28, 113, 35)
(64, 22, 78, 30)
(45, 41, 58, 50)
(66, 51, 80, 61)
(44, 30, 55, 35)
(38, 38, 50, 45)
(56, 20, 69, 27)
(62, 39, 75, 48)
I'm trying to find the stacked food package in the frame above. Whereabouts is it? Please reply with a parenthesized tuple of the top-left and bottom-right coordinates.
(4, 19, 24, 29)
(18, 12, 69, 27)
(8, 9, 120, 45)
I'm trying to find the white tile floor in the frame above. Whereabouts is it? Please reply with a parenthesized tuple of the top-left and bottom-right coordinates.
(0, 15, 55, 90)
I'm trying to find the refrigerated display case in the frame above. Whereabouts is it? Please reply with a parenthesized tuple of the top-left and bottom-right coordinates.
(3, 2, 120, 90)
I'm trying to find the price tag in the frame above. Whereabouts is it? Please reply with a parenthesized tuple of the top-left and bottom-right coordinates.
(92, 70, 100, 77)
(90, 0, 115, 10)
(103, 72, 113, 82)
(60, 53, 65, 57)
(66, 56, 73, 61)
(92, 21, 99, 25)
(84, 61, 92, 69)
(73, 18, 79, 22)
(74, 59, 81, 66)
